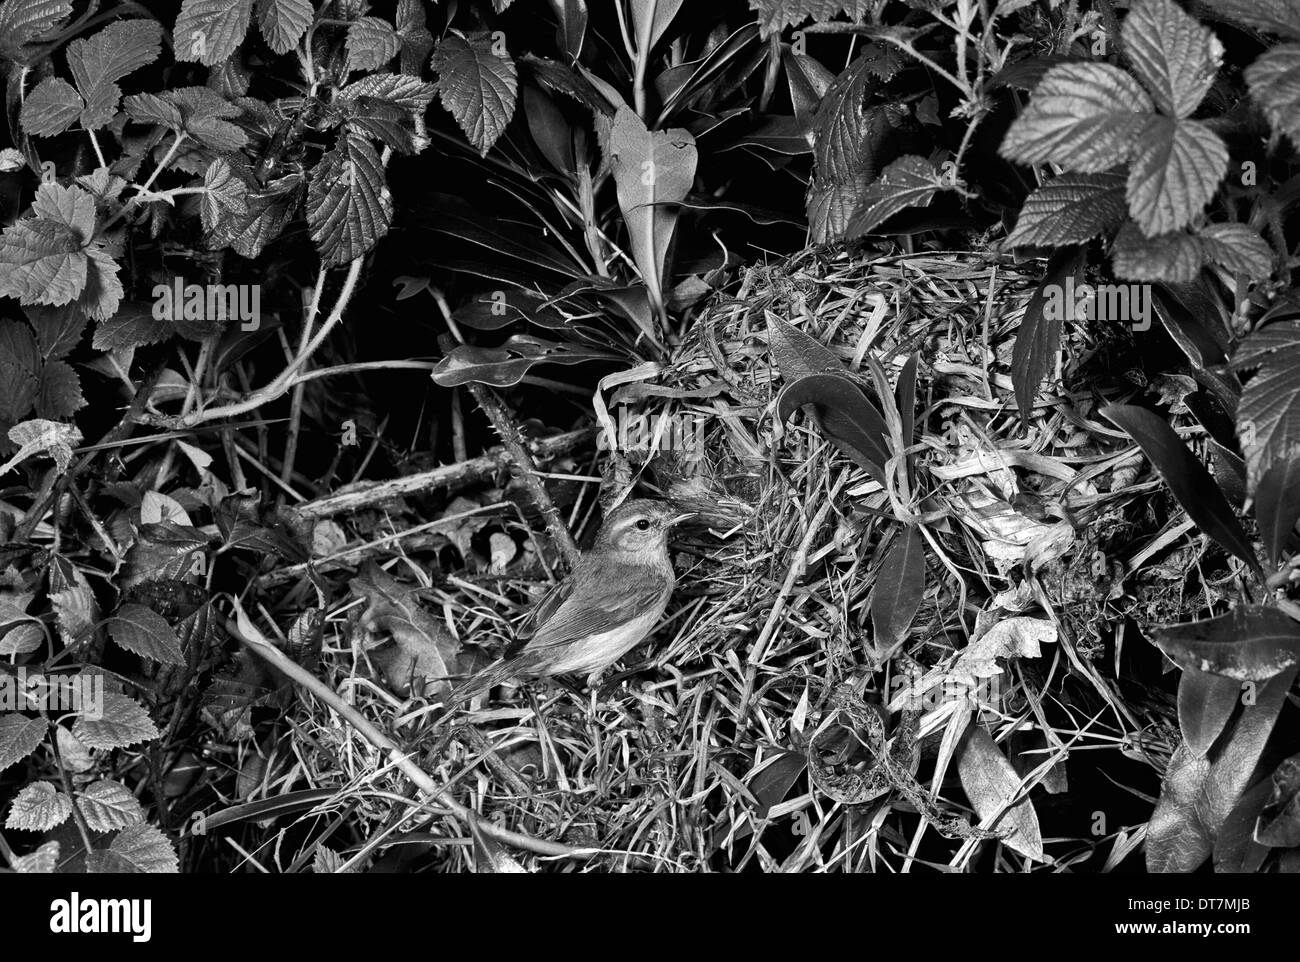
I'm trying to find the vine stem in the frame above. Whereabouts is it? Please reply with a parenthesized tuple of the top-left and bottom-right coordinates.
(162, 258, 363, 428)
(225, 600, 585, 861)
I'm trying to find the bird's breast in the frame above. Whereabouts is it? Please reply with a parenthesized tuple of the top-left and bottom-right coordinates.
(543, 606, 667, 676)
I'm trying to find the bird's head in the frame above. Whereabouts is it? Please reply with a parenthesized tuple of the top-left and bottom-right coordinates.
(595, 499, 695, 558)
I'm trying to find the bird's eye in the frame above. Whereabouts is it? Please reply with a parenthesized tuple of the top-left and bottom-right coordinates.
(635, 518, 651, 530)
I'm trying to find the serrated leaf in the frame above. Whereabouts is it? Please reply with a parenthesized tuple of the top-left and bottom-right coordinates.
(306, 130, 392, 267)
(431, 33, 518, 155)
(608, 106, 696, 310)
(346, 15, 399, 73)
(56, 726, 94, 773)
(0, 713, 46, 771)
(1006, 173, 1127, 247)
(1111, 221, 1203, 282)
(870, 525, 924, 656)
(92, 300, 172, 350)
(807, 53, 890, 243)
(1102, 404, 1260, 576)
(1202, 0, 1300, 38)
(1231, 319, 1300, 491)
(0, 218, 88, 307)
(0, 622, 43, 656)
(5, 782, 71, 831)
(1246, 44, 1300, 150)
(0, 319, 41, 422)
(12, 840, 60, 872)
(1123, 0, 1222, 118)
(36, 360, 84, 418)
(1197, 223, 1272, 278)
(123, 91, 184, 128)
(122, 521, 210, 587)
(174, 0, 253, 66)
(78, 779, 146, 832)
(999, 62, 1152, 171)
(256, 0, 311, 54)
(1126, 116, 1227, 236)
(20, 77, 83, 136)
(26, 303, 87, 360)
(845, 155, 945, 237)
(749, 0, 858, 36)
(92, 823, 178, 873)
(1154, 605, 1300, 682)
(73, 691, 159, 750)
(0, 0, 72, 64)
(66, 19, 163, 129)
(956, 724, 1045, 862)
(108, 604, 185, 665)
(1012, 247, 1084, 420)
(201, 158, 248, 235)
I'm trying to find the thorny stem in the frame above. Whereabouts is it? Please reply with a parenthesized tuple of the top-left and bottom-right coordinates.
(98, 132, 188, 237)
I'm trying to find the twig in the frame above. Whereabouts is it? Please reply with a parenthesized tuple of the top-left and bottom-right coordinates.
(224, 601, 585, 860)
(466, 383, 582, 568)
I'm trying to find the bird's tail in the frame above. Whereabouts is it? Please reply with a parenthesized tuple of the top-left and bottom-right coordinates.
(442, 656, 536, 712)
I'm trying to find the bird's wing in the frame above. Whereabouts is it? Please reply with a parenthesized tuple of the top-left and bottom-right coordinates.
(504, 576, 575, 658)
(518, 566, 671, 654)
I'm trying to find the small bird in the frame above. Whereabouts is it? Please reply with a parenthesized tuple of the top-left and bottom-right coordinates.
(447, 499, 693, 707)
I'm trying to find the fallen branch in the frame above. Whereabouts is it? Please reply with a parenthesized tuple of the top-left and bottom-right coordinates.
(225, 599, 587, 861)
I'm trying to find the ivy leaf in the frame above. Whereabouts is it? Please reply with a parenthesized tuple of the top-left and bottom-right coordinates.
(108, 603, 186, 665)
(1231, 319, 1300, 491)
(845, 155, 946, 238)
(174, 0, 254, 66)
(0, 713, 46, 771)
(1005, 173, 1127, 247)
(73, 691, 160, 750)
(77, 780, 146, 832)
(608, 106, 697, 312)
(5, 782, 72, 831)
(19, 77, 82, 137)
(346, 16, 400, 74)
(256, 0, 311, 55)
(66, 19, 163, 129)
(1122, 0, 1222, 119)
(999, 62, 1153, 171)
(1126, 116, 1228, 236)
(431, 32, 518, 156)
(306, 130, 392, 267)
(1153, 605, 1300, 681)
(1245, 44, 1300, 150)
(1102, 403, 1261, 578)
(0, 0, 73, 65)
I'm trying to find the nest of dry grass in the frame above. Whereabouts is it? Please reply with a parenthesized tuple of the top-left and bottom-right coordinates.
(289, 246, 1201, 872)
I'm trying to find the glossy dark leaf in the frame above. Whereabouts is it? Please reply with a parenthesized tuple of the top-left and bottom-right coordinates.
(1101, 403, 1261, 578)
(767, 313, 843, 380)
(870, 525, 925, 657)
(1154, 605, 1300, 682)
(1177, 666, 1241, 757)
(777, 373, 889, 482)
(1012, 248, 1084, 421)
(1254, 456, 1300, 566)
